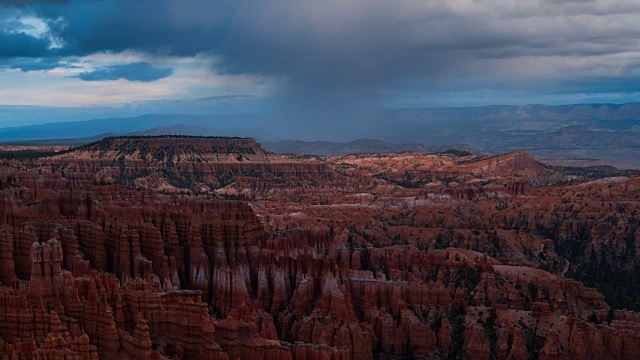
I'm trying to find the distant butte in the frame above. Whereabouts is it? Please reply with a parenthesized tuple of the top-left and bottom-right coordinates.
(47, 136, 332, 193)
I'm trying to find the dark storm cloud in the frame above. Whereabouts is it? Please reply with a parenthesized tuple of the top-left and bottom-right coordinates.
(4, 0, 640, 119)
(13, 1, 640, 84)
(0, 31, 50, 57)
(31, 1, 235, 57)
(77, 62, 174, 82)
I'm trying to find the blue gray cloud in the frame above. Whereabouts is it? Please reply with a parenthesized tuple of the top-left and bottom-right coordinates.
(77, 62, 174, 82)
(0, 31, 50, 57)
(197, 95, 260, 102)
(17, 1, 640, 81)
(3, 1, 68, 3)
(2, 57, 73, 71)
(2, 0, 640, 114)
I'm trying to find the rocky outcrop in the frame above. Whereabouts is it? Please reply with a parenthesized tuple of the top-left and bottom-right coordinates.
(119, 313, 153, 359)
(465, 324, 491, 360)
(496, 326, 527, 360)
(27, 239, 64, 303)
(0, 227, 16, 285)
(539, 331, 562, 360)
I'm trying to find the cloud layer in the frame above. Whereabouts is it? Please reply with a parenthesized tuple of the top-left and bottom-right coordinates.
(77, 62, 174, 82)
(1, 0, 640, 115)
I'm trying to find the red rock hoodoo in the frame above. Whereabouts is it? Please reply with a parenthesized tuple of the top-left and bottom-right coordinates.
(0, 136, 636, 359)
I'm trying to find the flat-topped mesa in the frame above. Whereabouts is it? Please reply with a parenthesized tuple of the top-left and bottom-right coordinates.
(56, 136, 274, 163)
(47, 136, 332, 192)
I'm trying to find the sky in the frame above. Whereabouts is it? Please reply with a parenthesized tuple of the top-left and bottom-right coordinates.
(1, 0, 640, 129)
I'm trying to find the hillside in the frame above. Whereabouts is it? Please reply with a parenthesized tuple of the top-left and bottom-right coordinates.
(47, 136, 330, 193)
(62, 136, 274, 163)
(326, 151, 553, 188)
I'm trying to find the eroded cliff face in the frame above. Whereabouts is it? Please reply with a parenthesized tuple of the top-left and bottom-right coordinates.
(0, 182, 632, 360)
(0, 140, 638, 359)
(46, 136, 332, 194)
(0, 185, 291, 359)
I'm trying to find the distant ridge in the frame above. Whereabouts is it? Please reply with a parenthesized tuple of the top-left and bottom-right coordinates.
(128, 124, 216, 136)
(0, 132, 118, 146)
(0, 114, 263, 141)
(262, 138, 471, 156)
(1, 102, 640, 166)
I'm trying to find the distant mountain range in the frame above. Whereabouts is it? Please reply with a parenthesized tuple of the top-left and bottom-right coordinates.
(128, 125, 215, 137)
(1, 103, 640, 166)
(261, 138, 470, 156)
(0, 114, 264, 141)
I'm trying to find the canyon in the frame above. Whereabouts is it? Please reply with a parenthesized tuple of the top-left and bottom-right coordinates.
(0, 136, 638, 359)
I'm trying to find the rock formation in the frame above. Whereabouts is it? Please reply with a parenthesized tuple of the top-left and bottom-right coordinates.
(0, 138, 635, 359)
